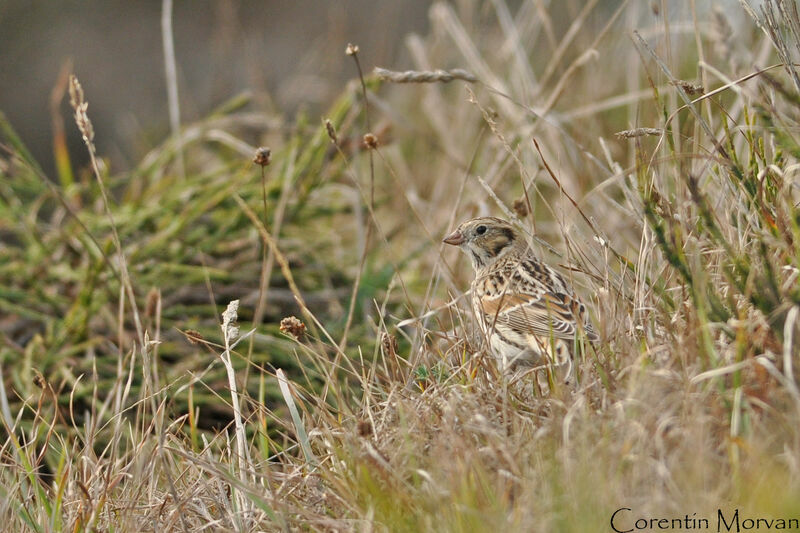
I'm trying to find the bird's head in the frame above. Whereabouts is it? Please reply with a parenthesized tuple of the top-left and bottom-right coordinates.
(443, 217, 519, 270)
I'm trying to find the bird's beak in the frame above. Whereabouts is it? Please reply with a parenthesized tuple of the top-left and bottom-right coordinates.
(442, 230, 465, 246)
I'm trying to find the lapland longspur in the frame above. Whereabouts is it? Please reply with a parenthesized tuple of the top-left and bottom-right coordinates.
(443, 217, 597, 371)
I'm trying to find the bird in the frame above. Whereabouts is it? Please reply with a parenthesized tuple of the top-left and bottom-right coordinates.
(443, 216, 598, 373)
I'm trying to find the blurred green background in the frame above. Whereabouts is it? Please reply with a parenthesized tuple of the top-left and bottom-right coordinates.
(0, 0, 430, 175)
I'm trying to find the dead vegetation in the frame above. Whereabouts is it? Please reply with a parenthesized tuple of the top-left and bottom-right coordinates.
(2, 1, 800, 531)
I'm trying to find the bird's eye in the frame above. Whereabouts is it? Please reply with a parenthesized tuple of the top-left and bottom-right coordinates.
(476, 225, 487, 235)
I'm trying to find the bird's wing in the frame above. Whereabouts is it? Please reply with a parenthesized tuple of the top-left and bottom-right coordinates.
(479, 262, 598, 341)
(480, 291, 581, 340)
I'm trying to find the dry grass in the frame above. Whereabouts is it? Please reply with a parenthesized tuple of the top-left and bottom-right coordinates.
(2, 1, 800, 531)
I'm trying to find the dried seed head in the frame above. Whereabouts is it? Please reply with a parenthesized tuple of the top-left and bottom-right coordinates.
(33, 371, 46, 389)
(363, 133, 378, 149)
(253, 147, 271, 166)
(280, 316, 306, 340)
(372, 67, 477, 84)
(68, 75, 94, 144)
(357, 419, 373, 437)
(185, 329, 204, 345)
(512, 197, 529, 218)
(615, 127, 663, 139)
(345, 43, 359, 56)
(381, 332, 398, 357)
(671, 80, 704, 96)
(145, 287, 159, 318)
(324, 119, 338, 144)
(221, 300, 240, 341)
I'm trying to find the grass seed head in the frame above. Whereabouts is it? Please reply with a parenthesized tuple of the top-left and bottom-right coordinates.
(363, 133, 378, 149)
(325, 118, 337, 144)
(280, 316, 306, 340)
(512, 197, 529, 218)
(68, 74, 94, 144)
(253, 146, 271, 166)
(184, 329, 204, 345)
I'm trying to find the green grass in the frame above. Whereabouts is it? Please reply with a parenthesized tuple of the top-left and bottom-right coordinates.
(2, 1, 800, 531)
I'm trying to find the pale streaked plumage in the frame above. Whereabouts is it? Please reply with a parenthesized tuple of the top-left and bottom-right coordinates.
(443, 217, 597, 371)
